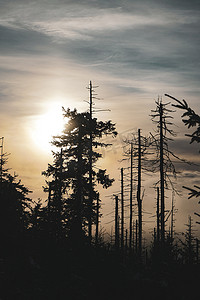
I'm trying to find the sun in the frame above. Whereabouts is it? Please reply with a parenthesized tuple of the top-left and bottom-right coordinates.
(29, 101, 67, 153)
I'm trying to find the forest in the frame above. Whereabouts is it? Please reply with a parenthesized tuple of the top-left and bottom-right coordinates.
(0, 83, 200, 299)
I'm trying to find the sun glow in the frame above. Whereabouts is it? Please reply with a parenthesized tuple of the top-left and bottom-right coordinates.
(29, 101, 67, 153)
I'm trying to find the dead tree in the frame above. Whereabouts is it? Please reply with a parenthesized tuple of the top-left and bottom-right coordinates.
(95, 192, 100, 246)
(123, 129, 151, 258)
(88, 81, 93, 240)
(0, 137, 4, 182)
(135, 219, 138, 253)
(115, 195, 119, 249)
(170, 191, 175, 240)
(150, 98, 180, 244)
(87, 81, 115, 240)
(121, 167, 124, 250)
(129, 142, 133, 249)
(159, 103, 165, 242)
(137, 129, 142, 257)
(132, 220, 135, 251)
(156, 187, 160, 243)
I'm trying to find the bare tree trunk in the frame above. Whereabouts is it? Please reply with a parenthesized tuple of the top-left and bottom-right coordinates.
(115, 195, 119, 249)
(95, 193, 99, 246)
(0, 137, 4, 182)
(88, 81, 93, 240)
(153, 228, 156, 246)
(188, 216, 192, 264)
(132, 220, 135, 252)
(156, 187, 160, 243)
(159, 103, 165, 243)
(129, 143, 133, 249)
(137, 129, 142, 258)
(76, 128, 83, 242)
(58, 148, 63, 215)
(125, 229, 128, 252)
(56, 148, 63, 239)
(48, 181, 52, 231)
(121, 168, 124, 250)
(171, 191, 175, 240)
(135, 219, 138, 253)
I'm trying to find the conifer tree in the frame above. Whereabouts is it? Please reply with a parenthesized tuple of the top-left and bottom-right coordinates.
(42, 149, 66, 241)
(181, 216, 196, 264)
(43, 107, 117, 245)
(0, 153, 32, 254)
(165, 94, 200, 221)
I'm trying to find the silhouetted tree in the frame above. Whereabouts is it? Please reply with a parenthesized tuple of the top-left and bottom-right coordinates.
(123, 129, 151, 257)
(120, 167, 124, 250)
(150, 98, 178, 244)
(165, 94, 200, 222)
(43, 108, 117, 245)
(29, 198, 49, 243)
(165, 94, 200, 144)
(181, 216, 196, 264)
(42, 149, 67, 241)
(114, 195, 119, 250)
(0, 153, 32, 255)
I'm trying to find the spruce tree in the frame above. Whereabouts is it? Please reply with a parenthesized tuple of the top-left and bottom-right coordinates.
(43, 107, 117, 245)
(165, 94, 200, 221)
(0, 153, 32, 255)
(181, 216, 196, 264)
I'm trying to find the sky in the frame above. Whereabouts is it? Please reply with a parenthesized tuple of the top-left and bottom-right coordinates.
(0, 0, 200, 237)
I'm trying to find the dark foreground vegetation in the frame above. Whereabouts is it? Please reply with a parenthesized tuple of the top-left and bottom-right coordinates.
(1, 86, 200, 299)
(0, 238, 200, 300)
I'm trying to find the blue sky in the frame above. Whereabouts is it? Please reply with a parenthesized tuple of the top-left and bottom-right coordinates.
(0, 0, 200, 234)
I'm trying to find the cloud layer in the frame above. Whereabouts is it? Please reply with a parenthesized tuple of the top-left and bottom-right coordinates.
(0, 0, 200, 232)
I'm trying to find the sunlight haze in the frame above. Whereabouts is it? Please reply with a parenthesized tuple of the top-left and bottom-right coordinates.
(0, 0, 200, 238)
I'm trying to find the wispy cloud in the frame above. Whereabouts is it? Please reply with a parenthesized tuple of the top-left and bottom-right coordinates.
(0, 0, 200, 205)
(0, 2, 199, 41)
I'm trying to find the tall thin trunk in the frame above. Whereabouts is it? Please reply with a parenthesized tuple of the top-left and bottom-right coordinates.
(95, 193, 99, 246)
(88, 81, 93, 240)
(157, 187, 160, 242)
(159, 103, 165, 243)
(132, 220, 135, 251)
(115, 195, 119, 249)
(125, 229, 128, 252)
(58, 148, 63, 212)
(121, 167, 124, 250)
(135, 219, 138, 253)
(48, 181, 52, 228)
(76, 127, 83, 240)
(188, 216, 192, 264)
(171, 191, 174, 240)
(137, 129, 142, 258)
(0, 137, 4, 182)
(153, 228, 156, 246)
(56, 148, 63, 238)
(129, 143, 133, 249)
